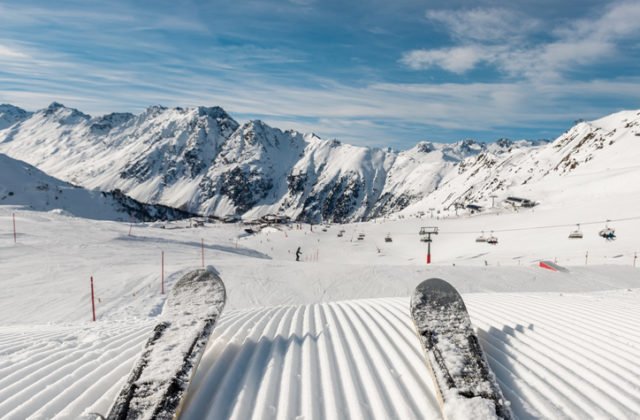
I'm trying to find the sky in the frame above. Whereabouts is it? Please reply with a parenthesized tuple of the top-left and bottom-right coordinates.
(0, 0, 639, 148)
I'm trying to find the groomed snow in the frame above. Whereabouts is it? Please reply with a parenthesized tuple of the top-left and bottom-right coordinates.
(0, 203, 639, 419)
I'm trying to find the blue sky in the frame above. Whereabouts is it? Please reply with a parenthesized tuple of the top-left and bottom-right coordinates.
(1, 0, 639, 148)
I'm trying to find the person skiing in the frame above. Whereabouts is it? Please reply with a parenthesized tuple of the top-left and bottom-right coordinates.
(296, 246, 302, 262)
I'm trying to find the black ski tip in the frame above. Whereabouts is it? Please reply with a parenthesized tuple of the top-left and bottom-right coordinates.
(411, 278, 467, 312)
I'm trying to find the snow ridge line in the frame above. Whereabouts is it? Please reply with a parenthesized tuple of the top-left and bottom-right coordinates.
(0, 292, 639, 419)
(467, 293, 640, 419)
(0, 322, 154, 419)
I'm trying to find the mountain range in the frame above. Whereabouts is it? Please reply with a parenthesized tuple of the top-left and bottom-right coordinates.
(1, 102, 638, 222)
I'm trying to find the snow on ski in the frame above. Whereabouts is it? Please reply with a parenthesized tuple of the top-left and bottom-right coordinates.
(410, 278, 513, 420)
(106, 268, 226, 420)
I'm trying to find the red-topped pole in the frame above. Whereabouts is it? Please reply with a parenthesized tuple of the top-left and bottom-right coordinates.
(90, 276, 96, 322)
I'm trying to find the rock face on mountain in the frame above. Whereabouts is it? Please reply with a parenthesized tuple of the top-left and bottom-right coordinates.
(1, 102, 637, 222)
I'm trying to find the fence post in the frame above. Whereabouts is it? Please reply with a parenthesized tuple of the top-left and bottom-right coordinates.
(91, 276, 96, 322)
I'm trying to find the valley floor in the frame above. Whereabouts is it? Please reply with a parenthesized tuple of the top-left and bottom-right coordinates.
(0, 207, 639, 419)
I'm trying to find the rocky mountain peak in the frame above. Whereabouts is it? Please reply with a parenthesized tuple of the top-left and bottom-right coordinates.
(0, 104, 31, 130)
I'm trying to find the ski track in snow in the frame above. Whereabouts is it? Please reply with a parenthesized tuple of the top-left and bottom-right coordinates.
(2, 291, 638, 419)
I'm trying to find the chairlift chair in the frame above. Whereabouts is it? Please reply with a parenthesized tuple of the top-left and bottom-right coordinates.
(357, 233, 366, 240)
(486, 231, 498, 245)
(568, 224, 583, 239)
(384, 233, 392, 243)
(599, 227, 616, 240)
(475, 231, 487, 242)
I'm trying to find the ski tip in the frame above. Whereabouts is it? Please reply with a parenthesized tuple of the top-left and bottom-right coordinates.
(414, 278, 457, 295)
(168, 269, 227, 312)
(411, 278, 466, 310)
(205, 264, 221, 277)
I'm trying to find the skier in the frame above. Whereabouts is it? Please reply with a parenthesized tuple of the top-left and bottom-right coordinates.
(296, 247, 302, 262)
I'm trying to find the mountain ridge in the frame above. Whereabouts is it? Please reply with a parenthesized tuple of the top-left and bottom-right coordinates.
(1, 102, 636, 222)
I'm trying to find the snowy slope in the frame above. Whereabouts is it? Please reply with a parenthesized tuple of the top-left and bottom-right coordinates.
(0, 102, 545, 222)
(0, 153, 193, 221)
(2, 291, 639, 420)
(1, 205, 640, 419)
(405, 111, 640, 214)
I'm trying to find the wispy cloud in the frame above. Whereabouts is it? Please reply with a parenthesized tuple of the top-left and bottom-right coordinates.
(401, 46, 491, 73)
(0, 0, 638, 147)
(403, 1, 640, 81)
(0, 44, 29, 59)
(426, 8, 540, 43)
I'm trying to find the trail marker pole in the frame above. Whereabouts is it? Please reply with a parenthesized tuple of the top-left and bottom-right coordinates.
(585, 251, 589, 266)
(90, 276, 96, 322)
(12, 213, 16, 244)
(201, 238, 205, 268)
(161, 251, 165, 294)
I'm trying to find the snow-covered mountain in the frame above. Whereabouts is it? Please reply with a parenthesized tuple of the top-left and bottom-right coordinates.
(0, 153, 193, 221)
(0, 104, 31, 130)
(402, 110, 640, 214)
(1, 102, 638, 222)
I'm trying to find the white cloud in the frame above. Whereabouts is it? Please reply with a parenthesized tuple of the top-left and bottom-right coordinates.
(405, 2, 640, 81)
(400, 46, 489, 73)
(0, 44, 28, 59)
(426, 8, 539, 43)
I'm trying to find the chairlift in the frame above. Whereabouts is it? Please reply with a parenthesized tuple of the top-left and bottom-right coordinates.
(486, 231, 498, 245)
(384, 233, 393, 243)
(599, 224, 616, 240)
(337, 232, 343, 238)
(568, 224, 583, 239)
(419, 226, 439, 236)
(475, 231, 487, 243)
(357, 233, 366, 240)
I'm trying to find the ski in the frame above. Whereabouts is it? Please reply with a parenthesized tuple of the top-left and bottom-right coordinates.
(410, 278, 512, 420)
(106, 268, 226, 420)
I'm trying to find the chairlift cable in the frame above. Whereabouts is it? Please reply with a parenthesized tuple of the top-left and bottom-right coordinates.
(439, 215, 640, 235)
